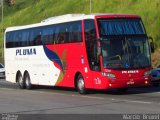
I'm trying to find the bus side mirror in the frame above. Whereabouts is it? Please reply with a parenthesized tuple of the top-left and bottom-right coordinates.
(148, 36, 155, 53)
(150, 42, 155, 53)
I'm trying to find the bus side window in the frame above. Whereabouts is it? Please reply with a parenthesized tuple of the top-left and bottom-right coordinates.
(42, 26, 55, 45)
(56, 25, 65, 44)
(57, 32, 65, 43)
(30, 28, 42, 46)
(14, 31, 22, 47)
(7, 32, 15, 48)
(69, 21, 82, 43)
(21, 30, 30, 47)
(55, 23, 69, 44)
(6, 32, 11, 48)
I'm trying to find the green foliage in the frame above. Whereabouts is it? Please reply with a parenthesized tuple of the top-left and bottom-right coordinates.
(0, 0, 160, 62)
(5, 0, 16, 6)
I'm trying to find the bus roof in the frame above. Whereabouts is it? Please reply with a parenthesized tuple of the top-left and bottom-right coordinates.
(5, 13, 140, 32)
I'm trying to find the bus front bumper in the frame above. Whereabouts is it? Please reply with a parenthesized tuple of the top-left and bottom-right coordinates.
(106, 77, 151, 89)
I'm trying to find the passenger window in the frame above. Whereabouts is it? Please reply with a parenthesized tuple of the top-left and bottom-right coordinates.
(84, 20, 96, 41)
(42, 27, 55, 45)
(69, 21, 82, 42)
(30, 28, 42, 45)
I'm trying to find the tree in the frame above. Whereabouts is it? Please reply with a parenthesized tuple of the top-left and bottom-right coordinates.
(5, 0, 16, 6)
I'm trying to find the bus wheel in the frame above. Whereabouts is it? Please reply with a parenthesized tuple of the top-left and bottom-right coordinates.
(24, 73, 32, 90)
(17, 73, 25, 89)
(76, 74, 87, 94)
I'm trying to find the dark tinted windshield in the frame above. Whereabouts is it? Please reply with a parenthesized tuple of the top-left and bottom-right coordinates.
(101, 36, 151, 70)
(98, 18, 145, 35)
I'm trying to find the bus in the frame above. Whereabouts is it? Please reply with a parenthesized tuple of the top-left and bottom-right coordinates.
(4, 14, 154, 94)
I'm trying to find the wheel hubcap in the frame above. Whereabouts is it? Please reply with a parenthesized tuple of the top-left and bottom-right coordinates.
(19, 76, 23, 86)
(25, 76, 30, 87)
(78, 78, 84, 91)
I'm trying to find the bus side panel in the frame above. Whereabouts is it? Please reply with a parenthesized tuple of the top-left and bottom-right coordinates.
(30, 46, 61, 86)
(5, 46, 61, 86)
(5, 43, 92, 88)
(5, 48, 20, 83)
(44, 42, 94, 88)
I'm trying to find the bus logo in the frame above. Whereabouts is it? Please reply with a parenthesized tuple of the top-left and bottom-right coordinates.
(16, 48, 36, 56)
(122, 70, 139, 74)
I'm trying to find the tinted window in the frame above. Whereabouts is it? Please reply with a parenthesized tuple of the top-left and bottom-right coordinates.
(69, 21, 82, 42)
(21, 30, 30, 46)
(30, 28, 42, 46)
(6, 32, 13, 48)
(98, 18, 145, 36)
(84, 19, 96, 41)
(41, 26, 55, 45)
(55, 23, 69, 44)
(84, 19, 99, 71)
(6, 21, 82, 48)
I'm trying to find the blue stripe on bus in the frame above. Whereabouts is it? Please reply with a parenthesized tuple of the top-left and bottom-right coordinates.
(43, 45, 64, 73)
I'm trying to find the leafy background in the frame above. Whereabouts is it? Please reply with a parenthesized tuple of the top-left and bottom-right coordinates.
(0, 0, 160, 67)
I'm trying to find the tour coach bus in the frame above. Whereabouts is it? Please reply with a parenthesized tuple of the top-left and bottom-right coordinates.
(4, 14, 154, 94)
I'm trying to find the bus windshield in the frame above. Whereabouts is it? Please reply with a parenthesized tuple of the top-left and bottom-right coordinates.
(100, 36, 151, 70)
(98, 18, 145, 35)
(98, 18, 150, 70)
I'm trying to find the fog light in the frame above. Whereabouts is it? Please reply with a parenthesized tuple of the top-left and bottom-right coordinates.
(145, 81, 148, 84)
(109, 84, 112, 87)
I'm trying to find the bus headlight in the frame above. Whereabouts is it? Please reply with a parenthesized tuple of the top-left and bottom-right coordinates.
(144, 70, 151, 76)
(102, 72, 116, 78)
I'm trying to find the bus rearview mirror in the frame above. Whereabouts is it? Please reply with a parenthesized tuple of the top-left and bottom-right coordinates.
(148, 36, 155, 53)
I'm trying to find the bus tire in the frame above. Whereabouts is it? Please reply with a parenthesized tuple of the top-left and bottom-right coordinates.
(76, 74, 87, 94)
(17, 72, 25, 89)
(24, 73, 32, 90)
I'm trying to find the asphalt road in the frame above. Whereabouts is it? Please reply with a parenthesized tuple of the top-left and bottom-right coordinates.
(0, 79, 160, 119)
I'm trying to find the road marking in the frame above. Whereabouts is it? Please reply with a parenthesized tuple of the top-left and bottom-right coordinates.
(0, 87, 155, 105)
(73, 94, 106, 100)
(117, 99, 152, 104)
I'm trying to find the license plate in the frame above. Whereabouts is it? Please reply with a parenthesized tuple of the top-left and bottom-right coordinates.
(127, 79, 134, 85)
